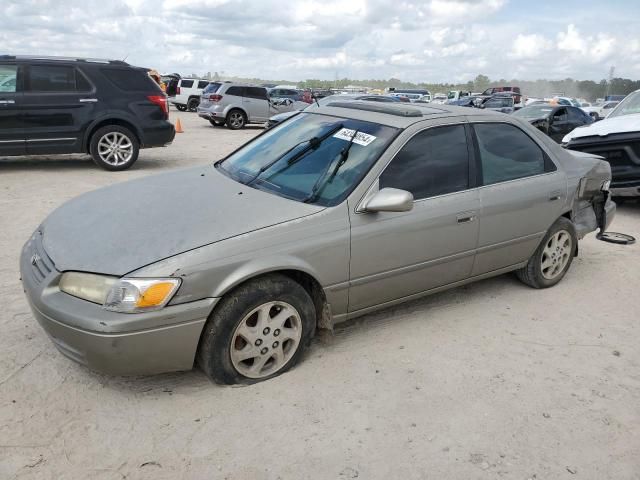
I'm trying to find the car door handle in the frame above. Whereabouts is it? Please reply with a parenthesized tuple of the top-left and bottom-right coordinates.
(456, 212, 476, 224)
(0, 100, 15, 104)
(79, 98, 98, 103)
(549, 191, 562, 201)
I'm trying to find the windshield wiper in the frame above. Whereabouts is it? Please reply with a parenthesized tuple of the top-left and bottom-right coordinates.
(246, 123, 343, 186)
(303, 129, 360, 204)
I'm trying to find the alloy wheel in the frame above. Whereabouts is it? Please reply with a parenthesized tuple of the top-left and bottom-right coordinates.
(230, 301, 302, 379)
(97, 132, 133, 166)
(229, 112, 244, 128)
(541, 230, 572, 280)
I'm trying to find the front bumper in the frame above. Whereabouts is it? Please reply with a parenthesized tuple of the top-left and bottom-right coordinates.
(20, 231, 217, 376)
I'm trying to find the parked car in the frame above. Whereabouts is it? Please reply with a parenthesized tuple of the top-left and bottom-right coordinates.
(479, 94, 515, 113)
(482, 86, 522, 104)
(387, 88, 431, 102)
(513, 105, 593, 142)
(0, 55, 174, 170)
(447, 90, 471, 101)
(431, 93, 448, 104)
(269, 87, 302, 102)
(265, 94, 400, 128)
(198, 83, 288, 129)
(564, 89, 640, 197)
(168, 78, 211, 112)
(583, 101, 620, 120)
(21, 102, 614, 384)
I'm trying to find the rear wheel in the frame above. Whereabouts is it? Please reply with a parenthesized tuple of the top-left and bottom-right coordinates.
(197, 274, 316, 384)
(175, 104, 187, 112)
(89, 125, 139, 171)
(187, 98, 199, 112)
(226, 109, 246, 130)
(516, 217, 577, 288)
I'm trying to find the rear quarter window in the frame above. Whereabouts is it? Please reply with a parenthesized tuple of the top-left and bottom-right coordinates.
(101, 68, 159, 92)
(226, 86, 245, 96)
(180, 79, 194, 88)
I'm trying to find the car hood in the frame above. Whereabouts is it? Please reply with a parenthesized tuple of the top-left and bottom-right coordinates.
(42, 166, 323, 276)
(563, 113, 640, 142)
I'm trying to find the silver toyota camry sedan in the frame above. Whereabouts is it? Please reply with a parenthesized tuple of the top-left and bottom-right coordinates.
(21, 102, 615, 384)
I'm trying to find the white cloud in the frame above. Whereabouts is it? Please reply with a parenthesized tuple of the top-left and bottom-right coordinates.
(510, 34, 553, 59)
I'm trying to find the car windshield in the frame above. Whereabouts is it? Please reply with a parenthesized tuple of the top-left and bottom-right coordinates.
(608, 92, 640, 118)
(513, 106, 554, 118)
(216, 113, 398, 206)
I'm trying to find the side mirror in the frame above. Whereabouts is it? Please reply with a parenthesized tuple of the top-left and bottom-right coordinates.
(363, 188, 414, 213)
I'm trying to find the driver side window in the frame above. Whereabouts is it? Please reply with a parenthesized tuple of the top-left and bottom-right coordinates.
(379, 125, 470, 200)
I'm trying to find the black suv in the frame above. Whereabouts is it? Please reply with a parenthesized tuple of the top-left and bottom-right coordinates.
(0, 55, 175, 170)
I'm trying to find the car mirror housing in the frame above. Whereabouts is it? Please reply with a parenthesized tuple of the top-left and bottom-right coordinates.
(363, 188, 414, 213)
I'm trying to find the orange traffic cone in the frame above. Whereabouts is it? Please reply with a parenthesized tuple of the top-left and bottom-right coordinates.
(175, 118, 184, 133)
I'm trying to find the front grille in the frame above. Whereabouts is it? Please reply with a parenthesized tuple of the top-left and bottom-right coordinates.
(29, 231, 55, 284)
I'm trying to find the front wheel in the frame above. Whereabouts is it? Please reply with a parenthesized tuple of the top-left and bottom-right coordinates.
(516, 217, 577, 288)
(197, 274, 316, 384)
(89, 125, 139, 171)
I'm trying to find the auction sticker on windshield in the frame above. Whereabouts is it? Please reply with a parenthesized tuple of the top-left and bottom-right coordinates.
(333, 128, 377, 146)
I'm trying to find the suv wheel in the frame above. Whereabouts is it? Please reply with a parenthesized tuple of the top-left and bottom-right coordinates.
(226, 110, 247, 130)
(175, 104, 187, 112)
(197, 274, 316, 384)
(90, 125, 140, 171)
(187, 98, 199, 112)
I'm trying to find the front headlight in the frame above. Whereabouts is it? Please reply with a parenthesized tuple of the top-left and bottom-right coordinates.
(59, 272, 180, 313)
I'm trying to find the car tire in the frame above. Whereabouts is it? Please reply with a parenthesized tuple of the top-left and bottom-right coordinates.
(187, 98, 199, 112)
(226, 109, 247, 130)
(175, 104, 187, 112)
(209, 119, 225, 127)
(197, 273, 316, 385)
(516, 217, 577, 289)
(89, 125, 140, 171)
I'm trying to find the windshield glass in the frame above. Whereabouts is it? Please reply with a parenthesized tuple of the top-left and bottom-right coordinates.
(608, 92, 640, 118)
(216, 113, 398, 206)
(513, 106, 553, 118)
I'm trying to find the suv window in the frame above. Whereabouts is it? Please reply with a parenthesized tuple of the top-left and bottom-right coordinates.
(0, 65, 18, 93)
(245, 87, 267, 100)
(474, 123, 552, 185)
(203, 82, 221, 94)
(197, 80, 209, 89)
(180, 79, 194, 88)
(28, 65, 78, 92)
(379, 125, 469, 200)
(101, 68, 157, 92)
(553, 108, 568, 122)
(226, 86, 245, 96)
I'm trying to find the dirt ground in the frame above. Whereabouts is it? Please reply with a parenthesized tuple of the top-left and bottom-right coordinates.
(1, 111, 639, 480)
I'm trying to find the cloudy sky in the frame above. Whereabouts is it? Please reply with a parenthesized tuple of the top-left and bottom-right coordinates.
(3, 0, 639, 82)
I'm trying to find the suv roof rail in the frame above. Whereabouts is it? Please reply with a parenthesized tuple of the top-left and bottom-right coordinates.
(326, 101, 425, 117)
(0, 55, 129, 65)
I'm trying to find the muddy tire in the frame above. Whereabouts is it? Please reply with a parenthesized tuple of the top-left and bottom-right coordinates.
(516, 217, 577, 289)
(197, 274, 316, 385)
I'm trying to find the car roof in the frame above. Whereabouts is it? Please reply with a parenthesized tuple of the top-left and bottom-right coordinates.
(309, 101, 502, 128)
(0, 55, 129, 66)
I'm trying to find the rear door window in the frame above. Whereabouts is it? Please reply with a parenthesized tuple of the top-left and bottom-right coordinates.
(27, 65, 77, 92)
(226, 86, 245, 97)
(0, 65, 18, 93)
(473, 123, 553, 185)
(197, 80, 209, 89)
(245, 87, 267, 100)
